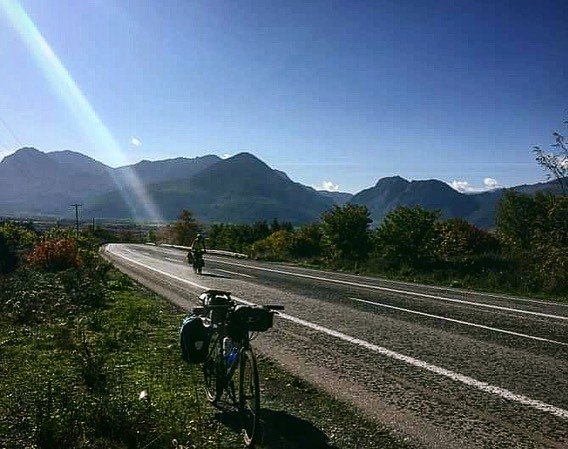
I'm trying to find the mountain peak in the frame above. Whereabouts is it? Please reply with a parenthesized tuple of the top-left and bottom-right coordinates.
(374, 175, 409, 187)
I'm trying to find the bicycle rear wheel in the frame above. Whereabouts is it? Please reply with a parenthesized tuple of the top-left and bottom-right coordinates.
(203, 332, 223, 403)
(238, 348, 260, 447)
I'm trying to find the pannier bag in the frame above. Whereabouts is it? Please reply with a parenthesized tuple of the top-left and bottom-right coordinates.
(186, 251, 194, 264)
(229, 305, 274, 338)
(180, 315, 210, 364)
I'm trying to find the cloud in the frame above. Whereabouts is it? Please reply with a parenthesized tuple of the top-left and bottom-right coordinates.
(130, 137, 142, 147)
(483, 177, 500, 189)
(449, 177, 501, 193)
(316, 181, 340, 192)
(221, 153, 232, 159)
(450, 180, 479, 193)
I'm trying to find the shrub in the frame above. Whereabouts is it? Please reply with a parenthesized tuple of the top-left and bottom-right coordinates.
(27, 238, 80, 271)
(436, 218, 500, 265)
(321, 204, 372, 268)
(251, 230, 296, 260)
(374, 206, 441, 269)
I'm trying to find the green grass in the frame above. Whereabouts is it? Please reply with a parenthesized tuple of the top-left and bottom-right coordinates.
(1, 268, 413, 449)
(0, 277, 242, 449)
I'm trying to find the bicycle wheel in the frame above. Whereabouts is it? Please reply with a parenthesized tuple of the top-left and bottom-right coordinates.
(203, 332, 223, 403)
(238, 348, 260, 447)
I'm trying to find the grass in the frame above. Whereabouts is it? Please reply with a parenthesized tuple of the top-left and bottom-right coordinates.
(0, 267, 413, 449)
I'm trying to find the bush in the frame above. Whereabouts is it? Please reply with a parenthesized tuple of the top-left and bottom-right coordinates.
(436, 218, 500, 265)
(27, 238, 80, 271)
(0, 233, 17, 274)
(0, 221, 37, 273)
(251, 230, 296, 260)
(321, 204, 372, 268)
(374, 206, 441, 269)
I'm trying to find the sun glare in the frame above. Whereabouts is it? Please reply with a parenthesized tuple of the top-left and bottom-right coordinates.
(0, 0, 163, 222)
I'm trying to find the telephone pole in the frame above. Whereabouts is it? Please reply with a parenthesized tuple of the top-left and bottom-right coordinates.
(70, 204, 82, 238)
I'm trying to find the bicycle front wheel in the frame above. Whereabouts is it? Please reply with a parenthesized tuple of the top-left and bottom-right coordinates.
(203, 332, 223, 403)
(238, 348, 260, 447)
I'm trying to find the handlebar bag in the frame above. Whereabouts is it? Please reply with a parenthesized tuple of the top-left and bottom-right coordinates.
(229, 305, 274, 335)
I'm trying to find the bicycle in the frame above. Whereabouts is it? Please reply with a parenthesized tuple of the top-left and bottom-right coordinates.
(193, 290, 284, 447)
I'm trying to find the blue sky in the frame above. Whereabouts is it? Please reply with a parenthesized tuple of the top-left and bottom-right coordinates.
(1, 0, 567, 193)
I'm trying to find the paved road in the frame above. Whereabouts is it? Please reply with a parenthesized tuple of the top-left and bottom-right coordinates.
(102, 243, 568, 448)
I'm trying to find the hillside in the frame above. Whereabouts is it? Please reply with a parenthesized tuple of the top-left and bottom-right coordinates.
(1, 147, 564, 226)
(88, 153, 335, 223)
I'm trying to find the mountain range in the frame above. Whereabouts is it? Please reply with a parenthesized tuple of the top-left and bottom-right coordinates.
(0, 147, 562, 227)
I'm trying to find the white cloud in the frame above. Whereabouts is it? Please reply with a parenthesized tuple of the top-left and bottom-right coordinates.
(316, 181, 340, 192)
(483, 177, 500, 189)
(221, 153, 232, 159)
(449, 177, 501, 193)
(130, 137, 142, 147)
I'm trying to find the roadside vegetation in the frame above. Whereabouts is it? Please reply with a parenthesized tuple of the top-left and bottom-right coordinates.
(178, 192, 567, 300)
(0, 221, 411, 449)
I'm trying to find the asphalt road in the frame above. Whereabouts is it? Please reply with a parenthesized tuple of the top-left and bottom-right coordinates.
(102, 243, 568, 449)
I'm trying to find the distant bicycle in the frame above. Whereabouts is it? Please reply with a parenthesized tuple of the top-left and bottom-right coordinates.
(193, 290, 284, 447)
(187, 249, 205, 274)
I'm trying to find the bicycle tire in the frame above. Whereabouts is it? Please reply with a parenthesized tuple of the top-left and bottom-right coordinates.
(238, 348, 261, 447)
(203, 332, 223, 403)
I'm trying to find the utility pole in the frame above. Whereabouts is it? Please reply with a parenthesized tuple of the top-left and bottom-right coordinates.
(70, 204, 82, 238)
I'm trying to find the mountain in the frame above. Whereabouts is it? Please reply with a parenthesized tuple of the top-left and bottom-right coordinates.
(0, 148, 115, 215)
(318, 191, 353, 205)
(116, 155, 220, 185)
(87, 152, 335, 223)
(1, 147, 564, 227)
(0, 148, 219, 217)
(349, 175, 563, 228)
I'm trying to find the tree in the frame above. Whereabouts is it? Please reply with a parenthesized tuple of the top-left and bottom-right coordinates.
(436, 218, 500, 264)
(496, 191, 568, 293)
(375, 206, 440, 268)
(172, 210, 201, 246)
(533, 120, 568, 195)
(496, 190, 543, 250)
(291, 223, 323, 259)
(321, 204, 372, 267)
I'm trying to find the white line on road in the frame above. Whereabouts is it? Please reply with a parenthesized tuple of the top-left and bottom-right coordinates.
(210, 259, 568, 321)
(104, 245, 568, 420)
(165, 257, 181, 262)
(214, 268, 255, 278)
(349, 297, 568, 347)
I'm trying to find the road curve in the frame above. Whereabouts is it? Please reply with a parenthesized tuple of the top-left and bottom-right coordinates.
(102, 243, 568, 449)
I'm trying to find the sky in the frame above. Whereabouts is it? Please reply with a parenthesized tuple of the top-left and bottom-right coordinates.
(0, 0, 567, 194)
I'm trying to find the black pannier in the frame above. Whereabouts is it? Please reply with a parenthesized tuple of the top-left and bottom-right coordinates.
(180, 315, 210, 364)
(229, 305, 274, 338)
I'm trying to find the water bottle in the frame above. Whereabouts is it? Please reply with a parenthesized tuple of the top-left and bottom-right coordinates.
(223, 337, 233, 357)
(223, 337, 238, 368)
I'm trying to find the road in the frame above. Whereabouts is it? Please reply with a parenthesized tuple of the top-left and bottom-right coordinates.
(102, 243, 568, 448)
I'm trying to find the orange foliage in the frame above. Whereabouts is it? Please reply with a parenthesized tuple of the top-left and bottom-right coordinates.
(27, 238, 80, 271)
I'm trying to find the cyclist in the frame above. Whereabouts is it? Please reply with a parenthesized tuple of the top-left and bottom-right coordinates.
(189, 233, 206, 273)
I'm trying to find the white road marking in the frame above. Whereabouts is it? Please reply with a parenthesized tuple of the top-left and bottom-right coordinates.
(104, 245, 568, 420)
(214, 268, 255, 278)
(210, 259, 568, 321)
(349, 297, 568, 347)
(165, 257, 180, 262)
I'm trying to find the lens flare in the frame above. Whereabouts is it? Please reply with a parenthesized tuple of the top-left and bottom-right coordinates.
(0, 0, 163, 222)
